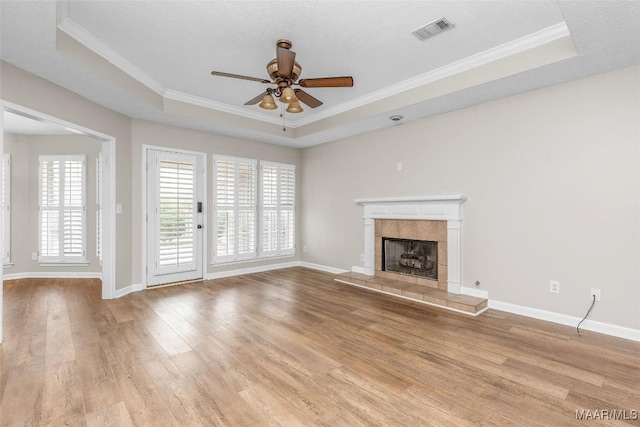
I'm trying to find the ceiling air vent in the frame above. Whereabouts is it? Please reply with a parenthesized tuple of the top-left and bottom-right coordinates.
(412, 17, 455, 41)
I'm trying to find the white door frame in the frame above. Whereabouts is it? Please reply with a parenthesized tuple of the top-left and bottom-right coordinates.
(141, 145, 207, 287)
(0, 101, 117, 343)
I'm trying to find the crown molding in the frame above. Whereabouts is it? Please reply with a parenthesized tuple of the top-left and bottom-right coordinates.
(294, 22, 571, 127)
(55, 4, 570, 135)
(56, 3, 299, 129)
(57, 0, 166, 96)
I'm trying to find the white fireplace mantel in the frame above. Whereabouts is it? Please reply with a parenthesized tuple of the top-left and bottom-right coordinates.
(356, 195, 466, 294)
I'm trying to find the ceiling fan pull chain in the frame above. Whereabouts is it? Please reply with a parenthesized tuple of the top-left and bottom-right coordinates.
(281, 104, 286, 132)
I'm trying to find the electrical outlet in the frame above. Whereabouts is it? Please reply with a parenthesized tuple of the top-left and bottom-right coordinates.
(302, 245, 307, 253)
(590, 288, 601, 301)
(360, 254, 364, 262)
(32, 252, 37, 261)
(550, 280, 560, 294)
(396, 162, 403, 172)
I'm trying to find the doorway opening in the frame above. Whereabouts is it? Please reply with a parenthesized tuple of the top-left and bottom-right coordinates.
(0, 101, 117, 342)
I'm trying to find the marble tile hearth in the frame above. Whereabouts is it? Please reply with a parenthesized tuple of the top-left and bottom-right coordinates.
(335, 271, 488, 315)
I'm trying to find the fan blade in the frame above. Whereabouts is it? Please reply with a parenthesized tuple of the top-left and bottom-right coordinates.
(244, 91, 268, 105)
(211, 70, 270, 83)
(276, 47, 296, 78)
(298, 76, 353, 88)
(294, 89, 323, 108)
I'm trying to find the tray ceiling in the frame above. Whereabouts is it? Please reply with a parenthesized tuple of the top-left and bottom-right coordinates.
(1, 1, 639, 147)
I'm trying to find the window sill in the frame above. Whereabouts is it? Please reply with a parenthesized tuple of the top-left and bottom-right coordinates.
(38, 262, 90, 267)
(211, 254, 295, 267)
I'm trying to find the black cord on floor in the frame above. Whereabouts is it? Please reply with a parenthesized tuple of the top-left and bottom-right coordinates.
(577, 294, 596, 336)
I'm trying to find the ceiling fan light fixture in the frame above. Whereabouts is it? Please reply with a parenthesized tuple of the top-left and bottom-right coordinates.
(259, 93, 278, 110)
(211, 38, 352, 113)
(286, 100, 304, 114)
(279, 87, 298, 103)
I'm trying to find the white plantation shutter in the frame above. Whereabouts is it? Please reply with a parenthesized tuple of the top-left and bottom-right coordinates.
(213, 156, 257, 262)
(39, 155, 86, 262)
(261, 164, 278, 253)
(260, 161, 295, 256)
(158, 160, 195, 268)
(2, 154, 10, 265)
(279, 166, 295, 251)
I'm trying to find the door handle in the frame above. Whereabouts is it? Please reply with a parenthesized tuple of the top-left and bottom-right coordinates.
(197, 225, 203, 229)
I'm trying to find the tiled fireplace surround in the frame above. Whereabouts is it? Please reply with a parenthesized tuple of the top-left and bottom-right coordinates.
(375, 219, 448, 290)
(357, 195, 465, 294)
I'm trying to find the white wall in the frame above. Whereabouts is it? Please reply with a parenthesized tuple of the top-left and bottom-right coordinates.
(300, 66, 640, 330)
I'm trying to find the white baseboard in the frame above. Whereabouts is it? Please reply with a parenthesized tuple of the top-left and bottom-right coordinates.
(114, 261, 338, 298)
(489, 300, 640, 342)
(351, 266, 367, 275)
(460, 286, 489, 299)
(206, 261, 301, 280)
(300, 262, 349, 274)
(3, 271, 102, 281)
(114, 283, 145, 298)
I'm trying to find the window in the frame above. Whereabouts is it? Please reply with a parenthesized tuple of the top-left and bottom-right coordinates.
(2, 154, 10, 265)
(39, 155, 87, 263)
(213, 156, 257, 263)
(260, 161, 295, 256)
(212, 156, 295, 264)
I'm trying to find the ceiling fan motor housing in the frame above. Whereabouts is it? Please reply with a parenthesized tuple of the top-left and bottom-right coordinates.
(267, 59, 302, 82)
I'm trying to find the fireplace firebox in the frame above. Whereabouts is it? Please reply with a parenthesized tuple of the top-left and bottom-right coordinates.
(382, 237, 438, 280)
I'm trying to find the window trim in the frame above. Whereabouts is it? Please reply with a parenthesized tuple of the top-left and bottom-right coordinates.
(211, 156, 296, 265)
(96, 152, 102, 265)
(38, 154, 87, 264)
(2, 154, 10, 266)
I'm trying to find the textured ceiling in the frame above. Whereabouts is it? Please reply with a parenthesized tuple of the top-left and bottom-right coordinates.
(1, 1, 639, 147)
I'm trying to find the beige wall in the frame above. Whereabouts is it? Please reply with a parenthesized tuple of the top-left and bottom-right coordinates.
(130, 119, 301, 283)
(300, 66, 640, 329)
(3, 134, 101, 274)
(0, 62, 302, 290)
(1, 61, 133, 290)
(2, 60, 638, 331)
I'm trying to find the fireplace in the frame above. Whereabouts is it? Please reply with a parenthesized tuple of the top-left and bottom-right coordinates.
(374, 219, 447, 289)
(356, 195, 466, 294)
(382, 237, 438, 280)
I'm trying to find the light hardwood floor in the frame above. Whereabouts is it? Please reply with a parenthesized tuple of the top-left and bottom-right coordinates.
(1, 267, 639, 426)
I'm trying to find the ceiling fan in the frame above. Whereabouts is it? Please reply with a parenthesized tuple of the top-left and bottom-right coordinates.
(210, 39, 353, 113)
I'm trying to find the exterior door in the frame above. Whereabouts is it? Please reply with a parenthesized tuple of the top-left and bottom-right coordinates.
(147, 149, 204, 286)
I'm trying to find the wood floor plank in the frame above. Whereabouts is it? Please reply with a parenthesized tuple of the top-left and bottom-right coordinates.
(41, 361, 85, 426)
(2, 269, 639, 427)
(171, 350, 263, 426)
(0, 360, 45, 426)
(86, 401, 135, 427)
